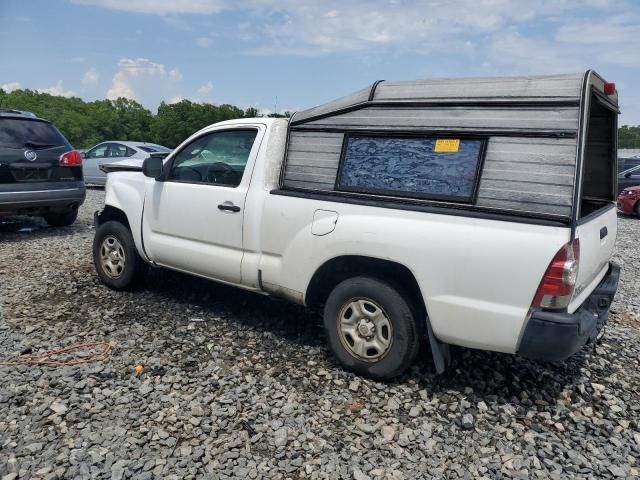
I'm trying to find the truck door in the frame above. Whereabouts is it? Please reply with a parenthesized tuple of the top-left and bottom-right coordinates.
(142, 125, 264, 284)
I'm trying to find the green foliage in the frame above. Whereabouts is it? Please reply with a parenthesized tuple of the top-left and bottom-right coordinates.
(0, 88, 288, 149)
(618, 125, 640, 149)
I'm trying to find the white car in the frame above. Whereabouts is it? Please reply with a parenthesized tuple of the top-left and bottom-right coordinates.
(92, 71, 620, 379)
(82, 141, 171, 186)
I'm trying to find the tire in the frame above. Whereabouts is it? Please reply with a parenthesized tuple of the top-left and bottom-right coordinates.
(636, 201, 640, 217)
(323, 276, 422, 380)
(43, 208, 78, 227)
(93, 221, 147, 290)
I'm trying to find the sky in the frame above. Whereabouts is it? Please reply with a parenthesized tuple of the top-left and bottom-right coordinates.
(1, 0, 640, 123)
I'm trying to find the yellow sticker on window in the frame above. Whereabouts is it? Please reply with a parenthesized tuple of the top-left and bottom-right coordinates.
(434, 139, 460, 153)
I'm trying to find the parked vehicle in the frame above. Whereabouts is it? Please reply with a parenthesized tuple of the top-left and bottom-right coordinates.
(617, 156, 640, 173)
(93, 71, 620, 379)
(0, 109, 85, 226)
(617, 164, 640, 194)
(617, 185, 640, 216)
(83, 141, 171, 186)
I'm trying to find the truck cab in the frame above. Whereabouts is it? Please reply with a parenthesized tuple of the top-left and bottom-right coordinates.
(93, 71, 620, 380)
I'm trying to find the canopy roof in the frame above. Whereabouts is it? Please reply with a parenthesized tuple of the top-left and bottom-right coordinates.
(291, 72, 586, 125)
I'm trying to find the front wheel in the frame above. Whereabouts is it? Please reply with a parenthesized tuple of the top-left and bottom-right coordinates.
(323, 276, 422, 380)
(93, 221, 147, 290)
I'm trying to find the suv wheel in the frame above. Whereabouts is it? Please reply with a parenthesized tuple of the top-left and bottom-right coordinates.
(323, 276, 422, 380)
(43, 207, 78, 227)
(93, 221, 147, 290)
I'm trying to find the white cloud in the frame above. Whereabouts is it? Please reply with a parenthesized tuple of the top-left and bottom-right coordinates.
(197, 81, 213, 96)
(555, 15, 640, 68)
(1, 82, 22, 92)
(70, 0, 638, 63)
(81, 67, 99, 86)
(106, 58, 182, 103)
(196, 36, 213, 48)
(37, 80, 76, 97)
(71, 0, 226, 15)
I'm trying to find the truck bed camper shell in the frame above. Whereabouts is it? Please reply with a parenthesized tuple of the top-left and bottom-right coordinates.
(281, 71, 619, 226)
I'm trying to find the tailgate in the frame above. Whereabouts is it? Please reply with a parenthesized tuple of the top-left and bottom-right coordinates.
(570, 205, 617, 312)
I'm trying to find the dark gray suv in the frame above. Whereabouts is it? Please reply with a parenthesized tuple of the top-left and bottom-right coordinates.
(0, 109, 85, 226)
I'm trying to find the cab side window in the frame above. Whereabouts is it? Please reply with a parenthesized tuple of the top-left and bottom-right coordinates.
(168, 129, 258, 187)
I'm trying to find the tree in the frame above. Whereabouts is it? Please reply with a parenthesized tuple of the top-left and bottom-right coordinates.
(3, 87, 638, 150)
(618, 125, 640, 149)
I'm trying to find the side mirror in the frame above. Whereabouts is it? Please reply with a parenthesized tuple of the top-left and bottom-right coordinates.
(624, 172, 632, 178)
(142, 156, 164, 180)
(80, 152, 87, 159)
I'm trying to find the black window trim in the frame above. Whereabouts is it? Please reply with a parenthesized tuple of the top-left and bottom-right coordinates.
(86, 143, 108, 159)
(334, 132, 488, 205)
(162, 127, 260, 188)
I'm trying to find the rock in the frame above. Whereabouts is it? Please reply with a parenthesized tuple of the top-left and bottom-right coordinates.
(381, 425, 396, 442)
(25, 443, 44, 454)
(461, 414, 474, 430)
(353, 467, 370, 480)
(139, 383, 153, 395)
(356, 422, 375, 434)
(49, 402, 67, 415)
(608, 465, 626, 477)
(274, 427, 288, 447)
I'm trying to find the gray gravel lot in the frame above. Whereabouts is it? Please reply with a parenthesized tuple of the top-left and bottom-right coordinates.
(1, 188, 639, 479)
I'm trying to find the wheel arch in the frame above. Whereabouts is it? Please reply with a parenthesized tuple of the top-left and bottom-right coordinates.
(305, 255, 425, 315)
(96, 205, 131, 230)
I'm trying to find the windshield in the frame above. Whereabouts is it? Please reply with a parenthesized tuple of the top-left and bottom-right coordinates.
(0, 118, 69, 149)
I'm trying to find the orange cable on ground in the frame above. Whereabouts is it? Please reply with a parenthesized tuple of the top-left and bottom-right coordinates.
(0, 341, 112, 366)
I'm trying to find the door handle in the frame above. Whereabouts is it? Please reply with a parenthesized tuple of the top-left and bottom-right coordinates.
(218, 202, 241, 213)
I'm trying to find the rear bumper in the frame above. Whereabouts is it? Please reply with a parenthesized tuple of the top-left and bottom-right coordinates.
(517, 262, 620, 362)
(0, 181, 86, 212)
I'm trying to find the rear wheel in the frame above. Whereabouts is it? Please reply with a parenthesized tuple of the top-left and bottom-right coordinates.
(93, 221, 147, 290)
(323, 276, 422, 380)
(43, 207, 78, 227)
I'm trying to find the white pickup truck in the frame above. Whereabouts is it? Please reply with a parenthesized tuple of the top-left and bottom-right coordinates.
(93, 71, 620, 379)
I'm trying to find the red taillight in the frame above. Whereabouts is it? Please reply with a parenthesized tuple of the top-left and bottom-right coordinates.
(59, 150, 82, 166)
(604, 82, 616, 95)
(532, 239, 580, 310)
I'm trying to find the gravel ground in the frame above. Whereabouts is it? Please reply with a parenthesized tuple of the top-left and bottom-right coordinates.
(1, 189, 639, 480)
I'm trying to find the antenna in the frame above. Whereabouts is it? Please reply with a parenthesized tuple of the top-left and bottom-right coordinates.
(274, 96, 278, 115)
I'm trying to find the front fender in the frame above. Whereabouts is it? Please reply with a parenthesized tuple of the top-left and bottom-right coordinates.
(102, 173, 148, 260)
